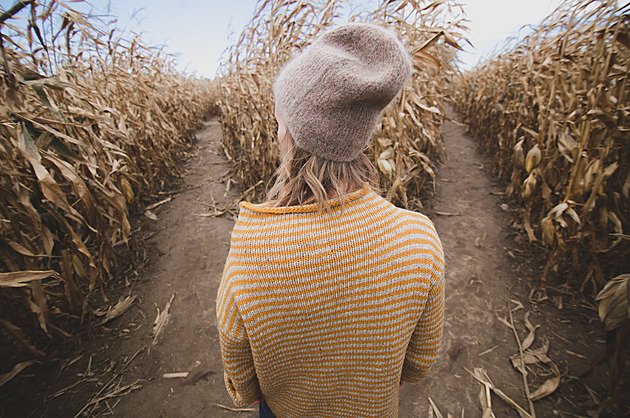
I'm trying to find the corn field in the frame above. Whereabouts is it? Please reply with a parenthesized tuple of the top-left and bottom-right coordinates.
(454, 0, 629, 294)
(218, 0, 467, 209)
(453, 0, 629, 402)
(3, 0, 628, 410)
(0, 0, 217, 366)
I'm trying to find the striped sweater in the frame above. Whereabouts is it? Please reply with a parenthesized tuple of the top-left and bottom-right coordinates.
(216, 187, 445, 417)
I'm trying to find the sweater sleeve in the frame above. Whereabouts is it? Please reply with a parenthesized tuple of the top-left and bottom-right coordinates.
(216, 257, 261, 406)
(217, 327, 261, 406)
(401, 247, 445, 383)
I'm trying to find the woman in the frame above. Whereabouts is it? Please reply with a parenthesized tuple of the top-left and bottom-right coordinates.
(216, 23, 445, 418)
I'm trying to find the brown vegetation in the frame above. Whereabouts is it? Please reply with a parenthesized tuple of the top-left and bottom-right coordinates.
(0, 0, 218, 376)
(455, 0, 629, 294)
(453, 0, 629, 410)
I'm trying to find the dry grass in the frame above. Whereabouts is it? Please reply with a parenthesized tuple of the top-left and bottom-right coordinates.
(217, 0, 468, 209)
(0, 0, 217, 369)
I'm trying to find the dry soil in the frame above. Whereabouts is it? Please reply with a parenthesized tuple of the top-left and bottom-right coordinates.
(2, 111, 615, 417)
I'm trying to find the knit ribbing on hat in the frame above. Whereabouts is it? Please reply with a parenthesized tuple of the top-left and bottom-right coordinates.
(274, 23, 412, 162)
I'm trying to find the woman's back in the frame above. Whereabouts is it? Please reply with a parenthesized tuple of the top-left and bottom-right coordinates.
(217, 188, 444, 417)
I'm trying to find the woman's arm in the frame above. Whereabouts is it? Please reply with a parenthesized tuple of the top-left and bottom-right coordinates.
(401, 258, 445, 383)
(217, 327, 262, 406)
(216, 256, 262, 406)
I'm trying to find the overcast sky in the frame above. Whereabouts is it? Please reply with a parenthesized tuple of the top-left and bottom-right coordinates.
(0, 0, 564, 78)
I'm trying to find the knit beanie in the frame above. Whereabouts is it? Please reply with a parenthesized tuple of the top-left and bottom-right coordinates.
(274, 23, 412, 162)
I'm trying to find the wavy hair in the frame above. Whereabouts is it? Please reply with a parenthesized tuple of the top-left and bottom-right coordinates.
(266, 144, 379, 212)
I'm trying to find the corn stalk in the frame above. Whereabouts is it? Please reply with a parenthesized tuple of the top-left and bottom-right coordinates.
(0, 0, 218, 367)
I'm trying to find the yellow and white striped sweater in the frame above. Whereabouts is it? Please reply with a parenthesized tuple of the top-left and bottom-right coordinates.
(216, 187, 445, 417)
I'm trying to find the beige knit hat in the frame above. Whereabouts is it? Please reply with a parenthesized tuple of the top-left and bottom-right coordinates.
(274, 23, 412, 162)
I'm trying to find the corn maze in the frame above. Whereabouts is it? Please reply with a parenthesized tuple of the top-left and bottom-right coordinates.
(454, 0, 629, 400)
(1, 0, 629, 412)
(0, 0, 217, 368)
(453, 0, 628, 319)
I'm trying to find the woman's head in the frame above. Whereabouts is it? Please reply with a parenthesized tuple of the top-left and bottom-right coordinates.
(268, 23, 411, 209)
(274, 23, 412, 162)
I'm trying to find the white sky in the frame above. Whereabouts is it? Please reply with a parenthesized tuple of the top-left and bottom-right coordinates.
(0, 0, 564, 78)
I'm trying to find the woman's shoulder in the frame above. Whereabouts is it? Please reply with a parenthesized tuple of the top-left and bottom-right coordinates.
(391, 206, 440, 241)
(397, 207, 434, 226)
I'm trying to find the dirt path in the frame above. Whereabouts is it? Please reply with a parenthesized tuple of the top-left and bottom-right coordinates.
(400, 108, 607, 416)
(5, 114, 610, 417)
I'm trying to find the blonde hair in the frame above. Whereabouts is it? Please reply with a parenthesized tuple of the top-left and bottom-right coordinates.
(266, 145, 379, 212)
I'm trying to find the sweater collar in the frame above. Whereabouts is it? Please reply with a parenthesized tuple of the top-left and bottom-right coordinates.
(239, 186, 373, 214)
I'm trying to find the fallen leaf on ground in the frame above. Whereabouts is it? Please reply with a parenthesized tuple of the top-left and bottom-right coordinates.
(0, 361, 37, 388)
(428, 397, 444, 418)
(0, 270, 59, 287)
(521, 312, 540, 350)
(99, 295, 137, 325)
(151, 293, 175, 345)
(435, 211, 460, 216)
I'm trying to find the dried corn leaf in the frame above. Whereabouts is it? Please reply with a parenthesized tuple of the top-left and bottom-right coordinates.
(98, 295, 137, 325)
(530, 371, 560, 401)
(29, 280, 50, 334)
(0, 361, 37, 389)
(0, 270, 59, 287)
(469, 368, 531, 418)
(521, 312, 539, 350)
(509, 339, 560, 402)
(151, 293, 175, 346)
(596, 274, 630, 331)
(428, 397, 444, 418)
